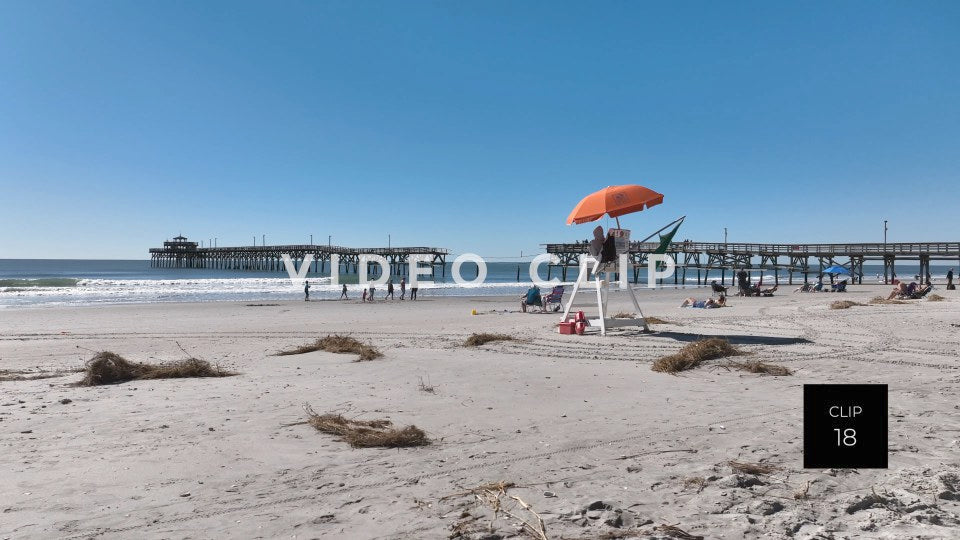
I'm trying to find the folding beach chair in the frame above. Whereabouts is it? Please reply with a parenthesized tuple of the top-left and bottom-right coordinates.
(908, 285, 933, 299)
(738, 284, 758, 297)
(542, 285, 565, 312)
(894, 283, 930, 300)
(711, 281, 728, 296)
(831, 280, 848, 292)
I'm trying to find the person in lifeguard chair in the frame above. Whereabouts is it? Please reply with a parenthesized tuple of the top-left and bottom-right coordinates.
(588, 226, 618, 265)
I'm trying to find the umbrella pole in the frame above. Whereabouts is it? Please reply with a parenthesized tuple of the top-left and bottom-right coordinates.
(615, 217, 621, 229)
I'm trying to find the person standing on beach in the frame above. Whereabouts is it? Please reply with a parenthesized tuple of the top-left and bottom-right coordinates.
(362, 288, 367, 302)
(410, 285, 418, 300)
(369, 283, 376, 301)
(304, 281, 310, 301)
(340, 283, 348, 299)
(399, 277, 406, 300)
(386, 279, 395, 300)
(948, 268, 955, 290)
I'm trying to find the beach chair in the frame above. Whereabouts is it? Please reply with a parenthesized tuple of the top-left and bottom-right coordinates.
(831, 280, 848, 292)
(542, 285, 565, 312)
(908, 285, 933, 299)
(711, 281, 728, 296)
(894, 283, 928, 300)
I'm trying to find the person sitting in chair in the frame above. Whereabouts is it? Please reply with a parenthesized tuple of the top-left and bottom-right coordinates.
(711, 280, 728, 295)
(740, 282, 771, 296)
(588, 226, 604, 258)
(888, 281, 918, 300)
(521, 285, 543, 313)
(831, 279, 848, 292)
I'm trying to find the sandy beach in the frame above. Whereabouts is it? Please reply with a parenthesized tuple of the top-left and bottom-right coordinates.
(1, 285, 959, 539)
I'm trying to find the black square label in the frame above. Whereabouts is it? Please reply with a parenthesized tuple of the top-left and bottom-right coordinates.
(803, 384, 887, 468)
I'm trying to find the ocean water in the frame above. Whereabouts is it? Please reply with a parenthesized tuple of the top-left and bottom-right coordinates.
(0, 259, 953, 308)
(0, 259, 543, 308)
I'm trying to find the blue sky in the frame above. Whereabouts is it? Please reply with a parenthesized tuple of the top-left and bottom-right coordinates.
(1, 1, 958, 259)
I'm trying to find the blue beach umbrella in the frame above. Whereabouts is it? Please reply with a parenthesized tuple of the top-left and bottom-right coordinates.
(822, 265, 850, 275)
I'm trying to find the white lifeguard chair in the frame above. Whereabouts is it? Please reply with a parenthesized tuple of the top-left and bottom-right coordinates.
(560, 228, 650, 335)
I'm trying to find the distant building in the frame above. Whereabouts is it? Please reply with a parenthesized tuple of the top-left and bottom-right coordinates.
(164, 235, 198, 252)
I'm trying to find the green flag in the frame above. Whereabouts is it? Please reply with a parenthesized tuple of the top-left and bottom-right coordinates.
(653, 221, 682, 271)
(654, 221, 682, 254)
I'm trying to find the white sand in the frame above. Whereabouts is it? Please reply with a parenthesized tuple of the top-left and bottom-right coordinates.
(2, 285, 959, 539)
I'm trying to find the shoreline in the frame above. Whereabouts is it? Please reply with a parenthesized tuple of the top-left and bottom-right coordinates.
(5, 279, 949, 311)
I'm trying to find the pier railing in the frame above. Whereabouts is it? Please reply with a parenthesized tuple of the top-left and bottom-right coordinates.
(546, 241, 960, 257)
(150, 245, 449, 255)
(543, 240, 960, 285)
(149, 242, 449, 276)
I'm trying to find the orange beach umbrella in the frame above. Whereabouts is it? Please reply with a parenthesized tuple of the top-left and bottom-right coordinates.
(566, 184, 664, 226)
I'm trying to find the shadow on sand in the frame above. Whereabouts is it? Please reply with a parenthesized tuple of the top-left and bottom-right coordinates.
(652, 331, 812, 346)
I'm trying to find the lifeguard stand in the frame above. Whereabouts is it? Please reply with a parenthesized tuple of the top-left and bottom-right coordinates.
(560, 228, 649, 335)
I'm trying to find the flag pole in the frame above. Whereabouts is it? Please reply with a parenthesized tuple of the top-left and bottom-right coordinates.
(634, 215, 686, 244)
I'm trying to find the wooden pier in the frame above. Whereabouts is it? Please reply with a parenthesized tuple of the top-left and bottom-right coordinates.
(544, 241, 960, 285)
(149, 236, 449, 277)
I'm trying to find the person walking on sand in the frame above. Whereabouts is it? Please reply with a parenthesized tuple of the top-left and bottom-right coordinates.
(400, 277, 406, 300)
(369, 283, 376, 301)
(410, 284, 418, 300)
(304, 281, 310, 301)
(386, 279, 395, 300)
(340, 283, 348, 299)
